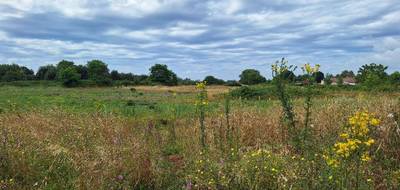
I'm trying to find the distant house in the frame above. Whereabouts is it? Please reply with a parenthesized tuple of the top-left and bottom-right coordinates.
(331, 76, 357, 85)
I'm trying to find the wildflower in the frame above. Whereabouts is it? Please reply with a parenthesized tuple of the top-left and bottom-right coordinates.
(361, 152, 371, 162)
(364, 138, 375, 146)
(340, 133, 349, 139)
(196, 82, 206, 90)
(370, 118, 380, 126)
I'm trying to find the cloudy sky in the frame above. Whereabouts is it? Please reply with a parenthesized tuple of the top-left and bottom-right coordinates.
(0, 0, 399, 79)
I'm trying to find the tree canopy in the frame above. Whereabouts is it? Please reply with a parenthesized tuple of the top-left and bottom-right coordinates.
(149, 64, 178, 86)
(239, 69, 266, 85)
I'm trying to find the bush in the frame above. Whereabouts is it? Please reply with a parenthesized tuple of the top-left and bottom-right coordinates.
(59, 67, 80, 87)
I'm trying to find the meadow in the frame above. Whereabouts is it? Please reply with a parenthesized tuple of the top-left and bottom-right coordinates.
(0, 82, 400, 189)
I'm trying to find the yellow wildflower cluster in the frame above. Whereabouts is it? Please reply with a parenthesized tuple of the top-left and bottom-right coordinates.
(325, 111, 379, 167)
(302, 63, 320, 74)
(196, 81, 207, 90)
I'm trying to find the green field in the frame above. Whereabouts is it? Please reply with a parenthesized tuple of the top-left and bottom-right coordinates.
(1, 84, 400, 189)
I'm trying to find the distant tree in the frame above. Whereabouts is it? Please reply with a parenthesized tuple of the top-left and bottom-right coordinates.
(324, 73, 333, 85)
(356, 63, 388, 84)
(389, 71, 400, 85)
(281, 70, 296, 82)
(149, 64, 178, 86)
(313, 71, 325, 83)
(59, 67, 80, 87)
(76, 65, 89, 80)
(337, 76, 344, 86)
(0, 64, 32, 81)
(87, 60, 110, 80)
(110, 70, 121, 80)
(56, 60, 75, 80)
(36, 65, 57, 80)
(178, 77, 198, 85)
(225, 80, 241, 86)
(295, 74, 308, 83)
(239, 69, 266, 85)
(203, 75, 225, 85)
(340, 70, 355, 78)
(1, 70, 25, 81)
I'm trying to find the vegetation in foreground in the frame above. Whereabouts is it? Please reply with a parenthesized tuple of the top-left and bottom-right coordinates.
(0, 61, 400, 189)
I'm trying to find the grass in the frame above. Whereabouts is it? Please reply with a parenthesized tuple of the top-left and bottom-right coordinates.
(0, 84, 400, 189)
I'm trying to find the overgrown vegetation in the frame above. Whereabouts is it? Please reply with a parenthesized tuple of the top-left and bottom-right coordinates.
(1, 60, 400, 189)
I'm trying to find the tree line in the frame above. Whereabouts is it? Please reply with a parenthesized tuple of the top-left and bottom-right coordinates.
(0, 60, 399, 87)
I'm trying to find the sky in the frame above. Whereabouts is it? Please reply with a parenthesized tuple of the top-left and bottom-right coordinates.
(0, 0, 399, 80)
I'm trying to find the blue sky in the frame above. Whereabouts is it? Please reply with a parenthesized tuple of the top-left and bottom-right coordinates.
(0, 0, 399, 80)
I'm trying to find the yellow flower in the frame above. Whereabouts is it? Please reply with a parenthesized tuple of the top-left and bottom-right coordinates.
(340, 133, 349, 139)
(370, 118, 380, 126)
(365, 138, 375, 146)
(361, 152, 371, 162)
(196, 82, 206, 90)
(328, 176, 333, 180)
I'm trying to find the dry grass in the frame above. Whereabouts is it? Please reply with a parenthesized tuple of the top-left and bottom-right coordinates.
(1, 88, 399, 189)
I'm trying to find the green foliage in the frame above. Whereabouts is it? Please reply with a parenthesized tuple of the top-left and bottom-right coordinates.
(87, 60, 110, 80)
(60, 67, 81, 87)
(76, 65, 88, 80)
(389, 72, 400, 85)
(280, 70, 296, 82)
(356, 63, 388, 85)
(36, 65, 57, 80)
(313, 71, 325, 83)
(225, 80, 241, 86)
(340, 70, 355, 78)
(0, 64, 34, 82)
(149, 64, 178, 86)
(203, 75, 225, 85)
(56, 60, 75, 80)
(239, 69, 266, 85)
(324, 73, 333, 85)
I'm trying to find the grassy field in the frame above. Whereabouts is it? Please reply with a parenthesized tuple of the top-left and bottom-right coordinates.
(1, 84, 400, 189)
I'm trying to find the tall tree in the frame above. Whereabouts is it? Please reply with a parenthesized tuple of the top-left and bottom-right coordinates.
(87, 60, 110, 80)
(239, 69, 266, 85)
(203, 75, 225, 85)
(356, 63, 388, 84)
(56, 60, 75, 80)
(149, 64, 178, 86)
(36, 65, 57, 80)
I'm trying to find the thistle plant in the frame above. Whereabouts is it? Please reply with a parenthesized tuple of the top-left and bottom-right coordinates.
(300, 63, 320, 152)
(272, 58, 297, 147)
(196, 81, 208, 150)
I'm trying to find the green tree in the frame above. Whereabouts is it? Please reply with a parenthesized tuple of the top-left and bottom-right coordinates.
(76, 65, 88, 80)
(56, 60, 75, 80)
(203, 75, 225, 85)
(87, 60, 110, 80)
(239, 69, 266, 85)
(324, 73, 333, 85)
(340, 70, 355, 78)
(59, 67, 80, 87)
(149, 64, 178, 86)
(110, 70, 121, 80)
(281, 70, 296, 82)
(356, 63, 388, 84)
(0, 64, 30, 81)
(389, 71, 400, 85)
(36, 65, 57, 80)
(313, 71, 325, 83)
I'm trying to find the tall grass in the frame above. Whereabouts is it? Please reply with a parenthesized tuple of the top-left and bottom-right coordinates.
(0, 80, 400, 189)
